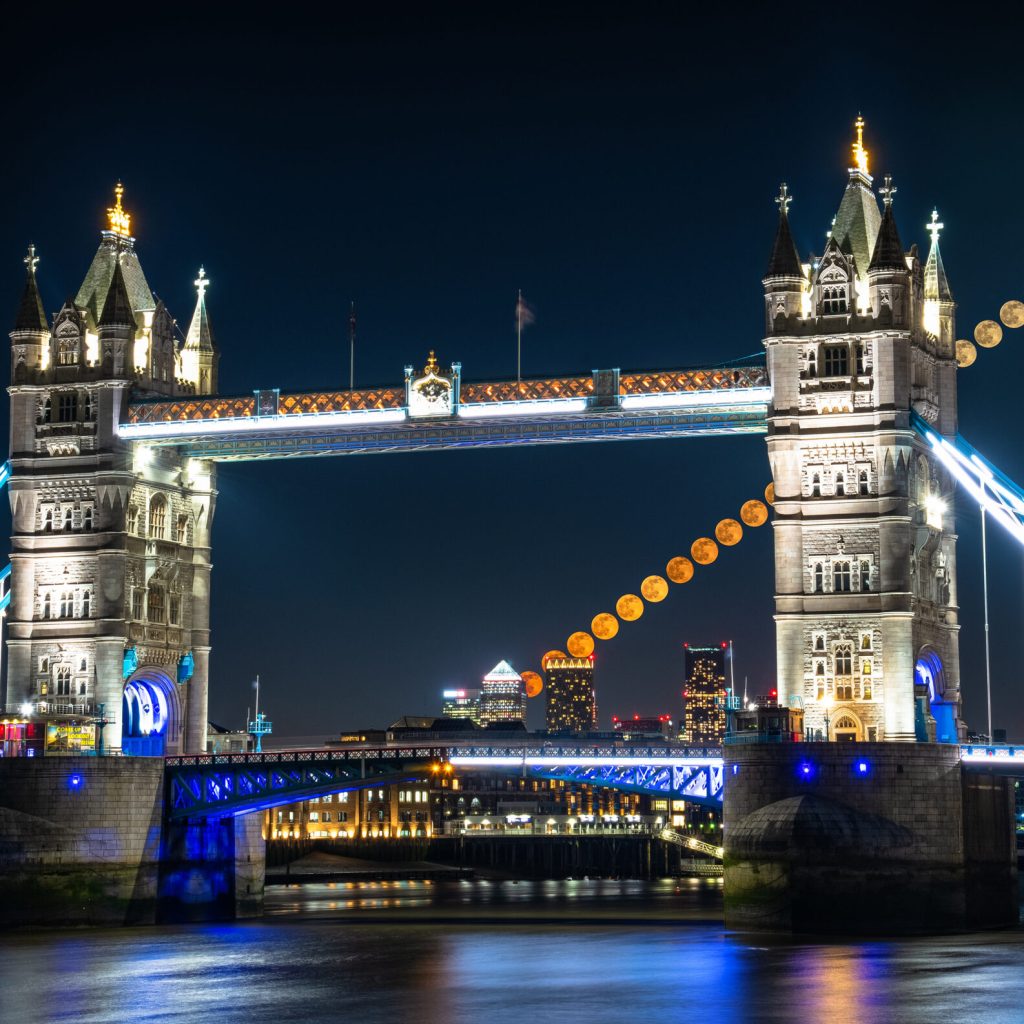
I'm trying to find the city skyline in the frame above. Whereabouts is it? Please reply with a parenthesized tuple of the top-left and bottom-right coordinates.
(2, 8, 1023, 740)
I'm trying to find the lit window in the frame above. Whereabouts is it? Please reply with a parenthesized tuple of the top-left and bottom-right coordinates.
(175, 515, 188, 545)
(127, 505, 138, 534)
(149, 495, 167, 539)
(822, 286, 848, 316)
(835, 646, 852, 676)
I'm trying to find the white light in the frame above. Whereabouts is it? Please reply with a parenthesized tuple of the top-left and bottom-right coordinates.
(133, 446, 153, 471)
(458, 398, 589, 419)
(925, 494, 945, 529)
(19, 702, 33, 716)
(619, 386, 772, 411)
(119, 407, 408, 440)
(448, 755, 723, 768)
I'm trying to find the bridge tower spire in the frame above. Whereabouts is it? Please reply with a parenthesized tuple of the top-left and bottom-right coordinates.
(763, 125, 962, 744)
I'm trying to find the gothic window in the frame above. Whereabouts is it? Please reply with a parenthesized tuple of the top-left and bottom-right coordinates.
(169, 595, 180, 625)
(835, 472, 845, 496)
(61, 591, 75, 618)
(58, 339, 77, 366)
(39, 657, 49, 673)
(806, 350, 817, 378)
(56, 666, 71, 696)
(860, 633, 872, 651)
(860, 561, 871, 591)
(814, 635, 825, 651)
(822, 286, 848, 315)
(43, 509, 53, 532)
(57, 393, 77, 423)
(78, 680, 86, 696)
(863, 673, 873, 700)
(855, 344, 865, 375)
(63, 508, 73, 531)
(815, 662, 825, 676)
(83, 393, 94, 421)
(127, 505, 138, 534)
(813, 564, 823, 593)
(859, 470, 869, 496)
(82, 590, 90, 618)
(835, 646, 852, 676)
(83, 507, 93, 531)
(37, 398, 51, 425)
(824, 346, 849, 376)
(131, 591, 144, 620)
(175, 515, 188, 545)
(833, 561, 852, 592)
(79, 657, 87, 672)
(149, 495, 167, 539)
(148, 588, 164, 623)
(812, 473, 821, 497)
(42, 594, 51, 619)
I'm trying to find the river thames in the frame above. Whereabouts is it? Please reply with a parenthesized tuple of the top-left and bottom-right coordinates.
(2, 879, 1023, 1024)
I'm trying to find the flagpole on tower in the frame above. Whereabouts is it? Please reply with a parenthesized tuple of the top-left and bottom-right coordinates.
(516, 288, 523, 383)
(349, 302, 356, 390)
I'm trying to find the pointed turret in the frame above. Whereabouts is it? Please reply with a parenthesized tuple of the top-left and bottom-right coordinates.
(98, 259, 136, 377)
(10, 245, 50, 383)
(181, 267, 219, 394)
(867, 176, 909, 325)
(829, 115, 882, 277)
(762, 184, 806, 332)
(14, 245, 47, 332)
(868, 178, 905, 271)
(923, 209, 955, 348)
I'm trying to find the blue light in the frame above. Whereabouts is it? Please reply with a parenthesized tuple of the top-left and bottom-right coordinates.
(855, 760, 870, 776)
(731, 764, 740, 775)
(798, 761, 814, 779)
(68, 773, 83, 790)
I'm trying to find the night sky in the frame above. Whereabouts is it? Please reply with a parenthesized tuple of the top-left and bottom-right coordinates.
(3, 7, 1023, 739)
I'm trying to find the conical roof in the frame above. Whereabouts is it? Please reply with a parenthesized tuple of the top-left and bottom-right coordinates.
(14, 248, 47, 332)
(75, 235, 154, 325)
(830, 173, 881, 275)
(183, 268, 216, 353)
(483, 660, 521, 682)
(765, 206, 802, 278)
(868, 203, 906, 272)
(924, 213, 953, 302)
(99, 261, 136, 328)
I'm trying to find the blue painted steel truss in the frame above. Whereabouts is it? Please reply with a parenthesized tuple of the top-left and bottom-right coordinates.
(523, 761, 723, 808)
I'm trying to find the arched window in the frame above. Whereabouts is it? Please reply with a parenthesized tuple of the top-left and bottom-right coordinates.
(835, 472, 845, 496)
(815, 635, 825, 651)
(858, 470, 869, 496)
(149, 495, 167, 539)
(43, 509, 53, 532)
(40, 398, 51, 424)
(812, 473, 821, 498)
(84, 393, 94, 421)
(822, 286, 848, 315)
(59, 592, 73, 618)
(56, 666, 71, 696)
(79, 657, 87, 672)
(83, 507, 93, 531)
(82, 590, 91, 618)
(813, 564, 824, 593)
(63, 508, 73, 531)
(58, 339, 77, 366)
(861, 633, 872, 651)
(815, 662, 825, 676)
(175, 515, 188, 545)
(860, 561, 871, 591)
(806, 350, 817, 378)
(42, 593, 51, 619)
(835, 646, 853, 700)
(127, 505, 138, 534)
(833, 561, 851, 592)
(855, 344, 865, 375)
(148, 588, 164, 623)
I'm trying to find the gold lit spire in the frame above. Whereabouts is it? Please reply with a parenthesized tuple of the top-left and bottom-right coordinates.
(852, 114, 870, 177)
(107, 182, 132, 238)
(424, 350, 439, 375)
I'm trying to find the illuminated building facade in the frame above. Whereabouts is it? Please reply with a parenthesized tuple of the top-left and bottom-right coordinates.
(440, 688, 482, 724)
(6, 185, 218, 754)
(682, 644, 727, 745)
(479, 660, 526, 726)
(544, 656, 597, 732)
(612, 714, 673, 739)
(764, 120, 961, 742)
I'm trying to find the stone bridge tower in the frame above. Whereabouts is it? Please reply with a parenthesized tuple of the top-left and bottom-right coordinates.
(763, 121, 962, 742)
(6, 186, 219, 754)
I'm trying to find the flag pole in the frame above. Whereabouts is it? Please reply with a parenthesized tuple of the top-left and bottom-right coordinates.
(349, 302, 356, 390)
(516, 289, 522, 383)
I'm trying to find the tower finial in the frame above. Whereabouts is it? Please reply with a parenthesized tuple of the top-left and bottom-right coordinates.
(194, 266, 209, 299)
(775, 182, 793, 216)
(24, 244, 38, 276)
(852, 114, 870, 177)
(424, 349, 439, 375)
(926, 209, 943, 246)
(107, 182, 132, 238)
(879, 175, 896, 208)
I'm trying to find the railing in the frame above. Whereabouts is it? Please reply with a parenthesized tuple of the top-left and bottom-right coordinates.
(2, 701, 96, 716)
(659, 828, 724, 859)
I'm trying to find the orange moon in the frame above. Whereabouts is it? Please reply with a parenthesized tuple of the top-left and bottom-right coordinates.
(640, 575, 669, 602)
(567, 632, 594, 658)
(764, 482, 775, 506)
(740, 499, 769, 527)
(975, 319, 1003, 348)
(522, 671, 543, 697)
(666, 556, 694, 583)
(715, 518, 743, 546)
(541, 649, 567, 670)
(591, 613, 619, 640)
(955, 339, 977, 368)
(999, 300, 1024, 329)
(615, 594, 644, 621)
(691, 537, 719, 565)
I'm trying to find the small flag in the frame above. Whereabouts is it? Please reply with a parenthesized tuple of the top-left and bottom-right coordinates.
(516, 291, 535, 328)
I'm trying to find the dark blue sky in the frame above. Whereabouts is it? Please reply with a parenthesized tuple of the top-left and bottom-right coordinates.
(4, 7, 1023, 737)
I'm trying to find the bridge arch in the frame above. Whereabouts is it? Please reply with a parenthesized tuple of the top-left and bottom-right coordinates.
(122, 667, 183, 756)
(915, 647, 957, 743)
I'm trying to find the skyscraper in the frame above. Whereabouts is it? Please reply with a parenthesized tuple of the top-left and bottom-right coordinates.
(682, 643, 727, 744)
(544, 656, 597, 733)
(479, 661, 526, 726)
(440, 688, 482, 724)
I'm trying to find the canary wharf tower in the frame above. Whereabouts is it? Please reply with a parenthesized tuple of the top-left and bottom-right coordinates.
(764, 120, 962, 743)
(7, 186, 218, 754)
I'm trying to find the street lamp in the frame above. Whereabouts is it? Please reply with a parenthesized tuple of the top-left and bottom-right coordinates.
(823, 695, 833, 742)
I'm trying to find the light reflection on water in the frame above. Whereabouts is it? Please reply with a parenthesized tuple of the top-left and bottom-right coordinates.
(1, 879, 1023, 1024)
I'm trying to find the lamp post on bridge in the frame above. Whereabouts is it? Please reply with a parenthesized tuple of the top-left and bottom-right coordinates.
(823, 696, 833, 742)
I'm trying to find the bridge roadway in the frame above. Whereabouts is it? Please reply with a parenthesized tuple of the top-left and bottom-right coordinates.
(164, 739, 1024, 821)
(120, 363, 771, 461)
